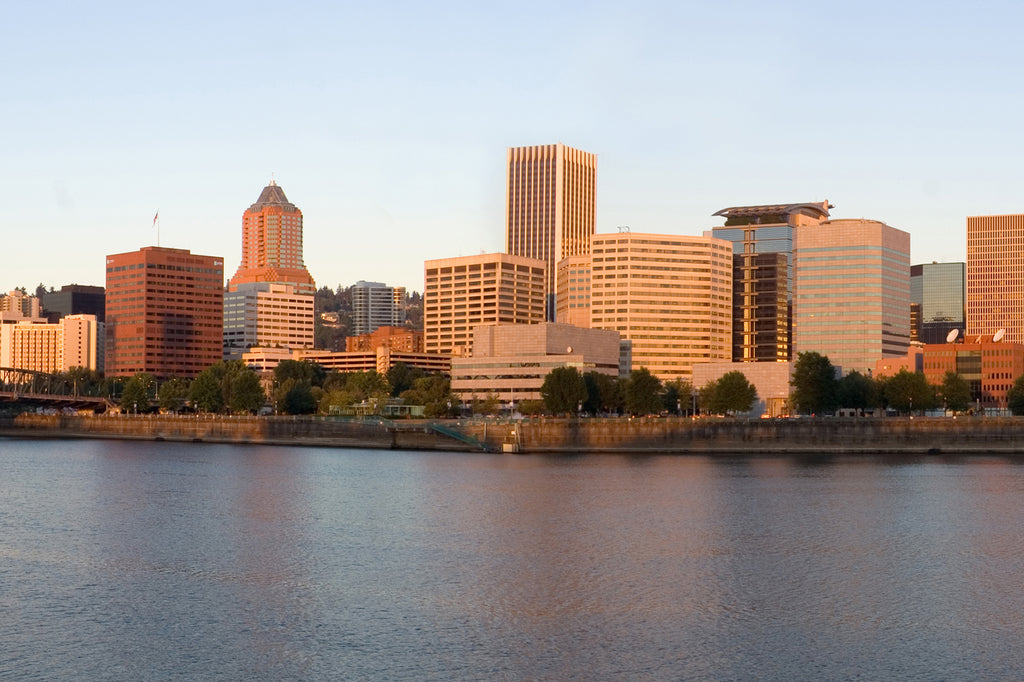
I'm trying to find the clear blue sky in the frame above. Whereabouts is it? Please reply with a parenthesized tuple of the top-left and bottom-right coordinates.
(6, 1, 1023, 294)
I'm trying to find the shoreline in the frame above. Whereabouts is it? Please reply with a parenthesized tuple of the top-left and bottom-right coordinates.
(4, 413, 1024, 456)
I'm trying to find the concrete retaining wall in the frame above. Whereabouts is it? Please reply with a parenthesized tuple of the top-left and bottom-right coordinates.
(5, 414, 1024, 455)
(460, 417, 1024, 455)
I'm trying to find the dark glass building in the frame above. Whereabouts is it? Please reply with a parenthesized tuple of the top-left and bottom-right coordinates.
(910, 262, 965, 344)
(42, 284, 106, 323)
(711, 201, 831, 362)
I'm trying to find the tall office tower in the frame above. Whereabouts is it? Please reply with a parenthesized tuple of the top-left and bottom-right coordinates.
(967, 214, 1024, 343)
(793, 219, 910, 374)
(225, 181, 316, 357)
(911, 262, 965, 344)
(505, 143, 596, 320)
(42, 284, 106, 323)
(228, 180, 316, 295)
(423, 253, 546, 357)
(554, 255, 591, 328)
(711, 201, 831, 361)
(223, 282, 315, 361)
(351, 281, 407, 336)
(589, 232, 733, 382)
(105, 246, 224, 379)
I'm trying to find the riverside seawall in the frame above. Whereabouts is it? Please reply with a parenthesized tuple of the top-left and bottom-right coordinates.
(0, 414, 483, 451)
(5, 414, 1024, 455)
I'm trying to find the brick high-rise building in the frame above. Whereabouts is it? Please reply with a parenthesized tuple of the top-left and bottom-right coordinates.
(505, 143, 596, 320)
(967, 214, 1024, 343)
(228, 180, 315, 295)
(105, 246, 224, 379)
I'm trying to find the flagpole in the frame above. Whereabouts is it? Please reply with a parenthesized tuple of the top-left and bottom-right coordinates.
(153, 210, 160, 247)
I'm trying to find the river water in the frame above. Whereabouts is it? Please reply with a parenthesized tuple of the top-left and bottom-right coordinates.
(2, 439, 1024, 680)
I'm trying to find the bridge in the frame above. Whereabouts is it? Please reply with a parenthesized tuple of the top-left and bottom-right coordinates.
(0, 367, 111, 411)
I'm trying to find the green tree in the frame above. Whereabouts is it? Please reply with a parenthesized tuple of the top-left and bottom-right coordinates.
(791, 352, 838, 415)
(1008, 375, 1024, 415)
(228, 368, 267, 414)
(472, 393, 501, 416)
(386, 362, 426, 397)
(883, 369, 935, 414)
(158, 377, 190, 413)
(120, 373, 155, 413)
(55, 367, 103, 397)
(541, 366, 587, 415)
(398, 374, 456, 418)
(189, 368, 224, 413)
(517, 399, 545, 416)
(939, 371, 972, 413)
(836, 371, 880, 413)
(189, 361, 265, 414)
(281, 380, 317, 414)
(701, 371, 758, 415)
(625, 367, 663, 416)
(583, 371, 623, 415)
(274, 359, 325, 388)
(662, 378, 694, 415)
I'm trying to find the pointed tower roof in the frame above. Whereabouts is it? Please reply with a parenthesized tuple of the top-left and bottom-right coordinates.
(248, 179, 294, 211)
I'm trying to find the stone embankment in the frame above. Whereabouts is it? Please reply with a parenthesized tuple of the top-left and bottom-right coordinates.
(5, 414, 1024, 455)
(462, 416, 1024, 455)
(0, 414, 483, 451)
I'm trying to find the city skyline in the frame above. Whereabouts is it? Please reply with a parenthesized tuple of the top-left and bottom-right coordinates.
(8, 2, 1024, 293)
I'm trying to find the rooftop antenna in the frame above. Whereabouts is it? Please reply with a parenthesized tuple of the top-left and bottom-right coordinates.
(152, 210, 160, 247)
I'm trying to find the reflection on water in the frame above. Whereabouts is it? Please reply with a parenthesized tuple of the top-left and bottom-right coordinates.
(3, 440, 1024, 679)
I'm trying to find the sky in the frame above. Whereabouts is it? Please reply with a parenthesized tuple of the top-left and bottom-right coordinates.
(6, 0, 1024, 294)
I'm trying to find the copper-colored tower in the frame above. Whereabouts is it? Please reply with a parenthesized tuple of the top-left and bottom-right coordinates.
(228, 180, 315, 294)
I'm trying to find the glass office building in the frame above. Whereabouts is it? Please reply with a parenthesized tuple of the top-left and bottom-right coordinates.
(910, 262, 965, 344)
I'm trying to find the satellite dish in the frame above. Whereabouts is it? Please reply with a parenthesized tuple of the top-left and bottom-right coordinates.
(566, 346, 573, 353)
(946, 329, 959, 343)
(994, 328, 1006, 342)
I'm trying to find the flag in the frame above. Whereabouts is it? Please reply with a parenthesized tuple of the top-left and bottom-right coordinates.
(152, 211, 159, 227)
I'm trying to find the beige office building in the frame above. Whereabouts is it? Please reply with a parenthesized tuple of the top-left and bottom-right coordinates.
(243, 346, 450, 377)
(555, 254, 592, 328)
(506, 143, 596, 319)
(223, 282, 315, 360)
(451, 322, 620, 403)
(590, 232, 733, 381)
(967, 214, 1024, 343)
(0, 314, 103, 373)
(691, 361, 793, 418)
(424, 253, 546, 357)
(793, 219, 910, 374)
